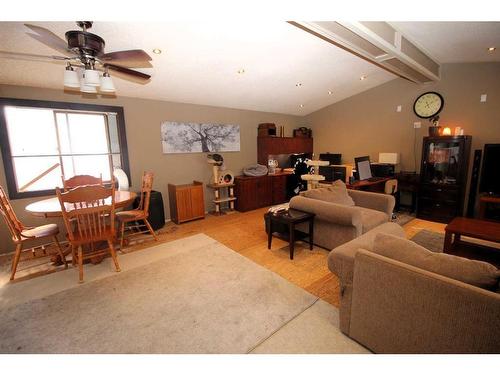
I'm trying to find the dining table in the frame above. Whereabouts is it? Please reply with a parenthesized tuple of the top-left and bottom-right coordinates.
(25, 190, 137, 264)
(25, 190, 137, 218)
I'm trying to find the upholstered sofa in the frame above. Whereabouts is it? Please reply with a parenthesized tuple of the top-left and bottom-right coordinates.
(289, 183, 395, 250)
(328, 222, 500, 353)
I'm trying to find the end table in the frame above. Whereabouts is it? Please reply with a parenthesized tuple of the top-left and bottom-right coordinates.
(265, 209, 315, 260)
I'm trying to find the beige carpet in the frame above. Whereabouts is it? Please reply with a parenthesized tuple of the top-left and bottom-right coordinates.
(0, 234, 368, 354)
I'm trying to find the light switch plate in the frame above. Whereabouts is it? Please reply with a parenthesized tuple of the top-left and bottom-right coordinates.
(481, 94, 487, 102)
(396, 105, 402, 112)
(414, 122, 421, 129)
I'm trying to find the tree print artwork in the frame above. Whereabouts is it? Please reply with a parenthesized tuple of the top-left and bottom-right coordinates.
(161, 122, 240, 153)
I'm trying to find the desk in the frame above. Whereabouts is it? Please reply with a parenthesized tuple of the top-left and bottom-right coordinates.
(346, 177, 391, 192)
(25, 191, 137, 218)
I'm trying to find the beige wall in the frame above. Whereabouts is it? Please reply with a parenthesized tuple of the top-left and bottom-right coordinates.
(304, 62, 500, 211)
(0, 84, 302, 254)
(305, 62, 500, 170)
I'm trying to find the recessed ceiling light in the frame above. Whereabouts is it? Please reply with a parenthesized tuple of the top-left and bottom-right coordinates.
(488, 47, 496, 52)
(328, 91, 333, 95)
(360, 75, 367, 81)
(152, 48, 162, 55)
(299, 104, 304, 108)
(296, 83, 303, 87)
(237, 69, 245, 74)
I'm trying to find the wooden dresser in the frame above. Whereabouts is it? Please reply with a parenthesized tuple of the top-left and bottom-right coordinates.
(234, 172, 289, 212)
(168, 181, 205, 224)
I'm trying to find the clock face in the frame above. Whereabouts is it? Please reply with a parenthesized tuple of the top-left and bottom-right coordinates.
(413, 92, 444, 119)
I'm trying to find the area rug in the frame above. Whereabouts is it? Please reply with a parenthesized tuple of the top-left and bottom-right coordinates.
(393, 212, 416, 226)
(410, 229, 444, 253)
(0, 234, 367, 354)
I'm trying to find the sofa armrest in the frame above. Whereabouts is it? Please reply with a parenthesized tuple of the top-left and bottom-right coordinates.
(328, 222, 405, 283)
(349, 250, 500, 353)
(347, 189, 395, 218)
(289, 196, 362, 228)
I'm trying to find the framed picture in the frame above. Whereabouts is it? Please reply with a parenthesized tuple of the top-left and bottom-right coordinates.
(161, 121, 240, 154)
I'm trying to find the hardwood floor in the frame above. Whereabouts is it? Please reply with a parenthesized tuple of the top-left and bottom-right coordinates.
(0, 209, 444, 308)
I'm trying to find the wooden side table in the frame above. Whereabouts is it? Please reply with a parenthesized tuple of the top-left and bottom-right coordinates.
(265, 209, 315, 260)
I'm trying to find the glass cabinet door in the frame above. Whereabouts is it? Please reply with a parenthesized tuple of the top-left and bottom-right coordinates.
(422, 140, 461, 185)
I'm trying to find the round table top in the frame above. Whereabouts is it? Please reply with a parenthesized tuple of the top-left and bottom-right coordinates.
(25, 191, 137, 218)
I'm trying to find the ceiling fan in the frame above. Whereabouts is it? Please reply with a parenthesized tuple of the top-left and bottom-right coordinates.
(0, 21, 153, 94)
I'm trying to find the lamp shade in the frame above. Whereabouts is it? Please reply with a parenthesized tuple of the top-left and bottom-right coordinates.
(80, 81, 97, 93)
(84, 69, 101, 86)
(63, 69, 80, 88)
(99, 75, 115, 93)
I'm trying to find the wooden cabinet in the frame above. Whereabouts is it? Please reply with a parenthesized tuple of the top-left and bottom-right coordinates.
(168, 181, 205, 224)
(257, 136, 313, 165)
(234, 173, 289, 212)
(417, 136, 472, 223)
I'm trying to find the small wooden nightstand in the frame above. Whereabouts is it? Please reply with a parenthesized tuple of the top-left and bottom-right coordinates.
(168, 181, 205, 224)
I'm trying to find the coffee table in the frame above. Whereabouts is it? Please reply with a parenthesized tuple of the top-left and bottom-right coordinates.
(265, 209, 315, 260)
(444, 217, 500, 252)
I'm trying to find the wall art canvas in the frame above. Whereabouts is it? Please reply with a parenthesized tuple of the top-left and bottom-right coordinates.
(161, 122, 240, 154)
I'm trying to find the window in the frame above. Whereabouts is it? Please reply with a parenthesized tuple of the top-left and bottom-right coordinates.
(0, 98, 130, 199)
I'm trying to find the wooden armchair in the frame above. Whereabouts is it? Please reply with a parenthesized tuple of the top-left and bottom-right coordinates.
(0, 185, 67, 280)
(116, 171, 159, 249)
(62, 174, 103, 191)
(56, 184, 120, 283)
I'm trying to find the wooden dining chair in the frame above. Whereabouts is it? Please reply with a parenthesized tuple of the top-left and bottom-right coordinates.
(56, 183, 121, 283)
(116, 171, 159, 249)
(0, 185, 67, 281)
(62, 174, 103, 191)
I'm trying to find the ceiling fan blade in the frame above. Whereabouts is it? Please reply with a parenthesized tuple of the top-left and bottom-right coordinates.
(0, 50, 68, 63)
(99, 49, 153, 68)
(24, 23, 73, 57)
(104, 64, 151, 83)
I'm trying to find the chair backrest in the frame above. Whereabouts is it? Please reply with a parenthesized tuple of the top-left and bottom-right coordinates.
(137, 171, 154, 214)
(0, 185, 24, 242)
(56, 183, 116, 243)
(62, 174, 103, 191)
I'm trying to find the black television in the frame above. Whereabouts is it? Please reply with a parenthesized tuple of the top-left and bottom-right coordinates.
(479, 144, 500, 195)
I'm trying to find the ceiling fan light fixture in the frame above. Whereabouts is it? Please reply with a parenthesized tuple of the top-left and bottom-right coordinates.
(84, 68, 101, 86)
(63, 65, 80, 88)
(99, 73, 116, 93)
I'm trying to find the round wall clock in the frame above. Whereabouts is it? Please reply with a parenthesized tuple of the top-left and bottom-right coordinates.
(413, 91, 444, 119)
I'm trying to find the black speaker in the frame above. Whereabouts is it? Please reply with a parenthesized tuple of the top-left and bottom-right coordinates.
(133, 190, 165, 230)
(467, 149, 482, 217)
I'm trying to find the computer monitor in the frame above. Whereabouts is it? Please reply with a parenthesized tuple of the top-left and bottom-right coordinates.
(354, 156, 373, 181)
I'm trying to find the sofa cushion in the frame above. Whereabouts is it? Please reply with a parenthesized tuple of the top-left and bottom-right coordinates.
(373, 233, 500, 291)
(356, 207, 390, 233)
(302, 183, 355, 207)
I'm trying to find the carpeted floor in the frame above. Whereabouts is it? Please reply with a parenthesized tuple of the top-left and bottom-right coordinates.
(0, 234, 368, 354)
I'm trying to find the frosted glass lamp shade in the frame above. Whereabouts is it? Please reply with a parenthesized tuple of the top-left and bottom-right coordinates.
(80, 81, 97, 93)
(99, 75, 116, 92)
(84, 69, 101, 86)
(63, 69, 80, 88)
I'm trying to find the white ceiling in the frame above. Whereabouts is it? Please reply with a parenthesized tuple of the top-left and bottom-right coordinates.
(0, 21, 394, 115)
(390, 22, 500, 63)
(0, 21, 499, 116)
